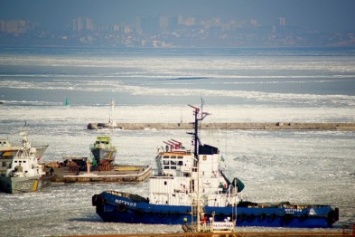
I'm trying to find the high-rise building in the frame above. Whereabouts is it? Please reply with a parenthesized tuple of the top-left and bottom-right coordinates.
(0, 20, 28, 34)
(250, 19, 258, 27)
(182, 17, 195, 26)
(159, 16, 169, 32)
(279, 17, 286, 27)
(72, 17, 94, 32)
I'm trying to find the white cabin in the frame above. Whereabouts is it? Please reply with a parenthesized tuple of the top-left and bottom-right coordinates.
(150, 142, 241, 207)
(0, 133, 45, 178)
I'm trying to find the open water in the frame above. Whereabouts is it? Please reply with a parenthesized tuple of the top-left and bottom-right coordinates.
(0, 47, 354, 236)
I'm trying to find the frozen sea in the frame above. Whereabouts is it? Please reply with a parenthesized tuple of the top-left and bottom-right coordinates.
(0, 47, 354, 236)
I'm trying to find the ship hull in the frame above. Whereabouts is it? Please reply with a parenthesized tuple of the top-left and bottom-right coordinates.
(91, 148, 116, 163)
(92, 191, 339, 228)
(0, 175, 51, 194)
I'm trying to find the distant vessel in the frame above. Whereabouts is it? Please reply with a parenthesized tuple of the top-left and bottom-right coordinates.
(92, 104, 339, 228)
(0, 132, 51, 194)
(87, 99, 121, 129)
(90, 136, 117, 171)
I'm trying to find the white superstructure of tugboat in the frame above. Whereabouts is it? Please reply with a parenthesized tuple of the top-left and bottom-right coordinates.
(92, 104, 339, 228)
(0, 131, 51, 194)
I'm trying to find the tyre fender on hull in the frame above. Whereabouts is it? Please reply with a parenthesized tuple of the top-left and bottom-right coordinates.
(92, 195, 104, 207)
(259, 213, 267, 221)
(117, 203, 126, 212)
(327, 208, 339, 224)
(268, 213, 277, 221)
(92, 195, 99, 206)
(283, 214, 293, 224)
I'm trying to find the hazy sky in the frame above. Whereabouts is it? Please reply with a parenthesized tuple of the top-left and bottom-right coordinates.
(1, 0, 355, 31)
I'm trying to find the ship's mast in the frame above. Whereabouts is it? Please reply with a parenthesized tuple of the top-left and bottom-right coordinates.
(188, 100, 209, 160)
(187, 101, 209, 232)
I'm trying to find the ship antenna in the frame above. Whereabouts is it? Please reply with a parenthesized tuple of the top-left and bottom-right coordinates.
(187, 102, 210, 232)
(200, 98, 205, 120)
(187, 104, 209, 160)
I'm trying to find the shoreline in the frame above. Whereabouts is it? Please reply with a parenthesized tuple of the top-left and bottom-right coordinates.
(87, 122, 355, 131)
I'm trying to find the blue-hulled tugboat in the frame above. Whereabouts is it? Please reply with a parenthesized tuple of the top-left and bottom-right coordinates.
(92, 104, 339, 228)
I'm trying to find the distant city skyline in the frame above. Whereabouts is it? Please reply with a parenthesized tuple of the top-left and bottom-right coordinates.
(1, 0, 355, 32)
(1, 0, 355, 48)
